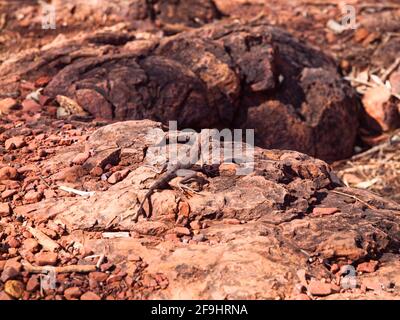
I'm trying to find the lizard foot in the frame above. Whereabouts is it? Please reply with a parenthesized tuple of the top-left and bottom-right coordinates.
(178, 183, 201, 197)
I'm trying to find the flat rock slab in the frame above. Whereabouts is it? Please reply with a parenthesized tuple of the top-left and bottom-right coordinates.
(14, 121, 400, 299)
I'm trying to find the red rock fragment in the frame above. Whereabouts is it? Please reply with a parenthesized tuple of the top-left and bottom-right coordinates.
(312, 207, 340, 216)
(307, 280, 332, 296)
(52, 166, 86, 183)
(22, 99, 42, 113)
(330, 263, 340, 274)
(89, 272, 108, 283)
(35, 251, 58, 266)
(354, 28, 369, 43)
(219, 163, 238, 176)
(24, 191, 43, 204)
(64, 287, 82, 300)
(107, 171, 122, 184)
(0, 98, 18, 114)
(0, 202, 12, 217)
(81, 291, 101, 300)
(5, 136, 26, 150)
(0, 291, 13, 300)
(178, 201, 190, 217)
(189, 220, 201, 230)
(389, 70, 400, 95)
(0, 259, 22, 282)
(174, 227, 191, 236)
(223, 218, 241, 225)
(72, 151, 91, 165)
(2, 189, 18, 199)
(90, 166, 103, 177)
(7, 236, 20, 248)
(26, 275, 40, 292)
(165, 233, 180, 242)
(23, 238, 40, 253)
(362, 86, 400, 131)
(357, 260, 379, 273)
(20, 81, 35, 91)
(35, 75, 52, 87)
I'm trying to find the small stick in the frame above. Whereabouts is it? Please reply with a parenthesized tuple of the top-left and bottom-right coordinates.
(331, 190, 375, 210)
(58, 186, 95, 197)
(102, 232, 130, 239)
(381, 57, 400, 82)
(344, 76, 375, 88)
(96, 254, 105, 269)
(345, 74, 400, 100)
(351, 142, 389, 161)
(84, 254, 101, 260)
(39, 175, 51, 188)
(23, 261, 96, 274)
(105, 215, 120, 229)
(27, 226, 60, 252)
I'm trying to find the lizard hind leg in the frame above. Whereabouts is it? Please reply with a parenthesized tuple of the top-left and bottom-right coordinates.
(178, 183, 201, 197)
(177, 171, 207, 196)
(136, 196, 151, 220)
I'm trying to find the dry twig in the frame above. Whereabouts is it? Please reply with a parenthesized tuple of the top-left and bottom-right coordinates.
(23, 261, 96, 274)
(382, 57, 400, 82)
(58, 186, 95, 197)
(331, 190, 375, 210)
(27, 226, 60, 252)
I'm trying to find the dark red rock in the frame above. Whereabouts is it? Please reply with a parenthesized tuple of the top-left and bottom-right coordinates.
(0, 166, 18, 180)
(307, 280, 332, 296)
(24, 191, 43, 204)
(0, 259, 22, 282)
(35, 252, 58, 266)
(0, 291, 13, 300)
(89, 272, 108, 283)
(312, 207, 340, 216)
(64, 287, 82, 300)
(21, 99, 42, 113)
(357, 260, 379, 273)
(80, 291, 101, 300)
(26, 275, 40, 292)
(174, 227, 191, 236)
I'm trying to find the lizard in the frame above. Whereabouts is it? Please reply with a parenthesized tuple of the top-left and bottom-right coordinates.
(120, 130, 208, 224)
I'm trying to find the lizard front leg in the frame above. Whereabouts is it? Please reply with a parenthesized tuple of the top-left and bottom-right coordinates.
(174, 169, 208, 196)
(121, 187, 155, 224)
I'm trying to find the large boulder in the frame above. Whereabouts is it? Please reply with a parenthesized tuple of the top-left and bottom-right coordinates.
(0, 20, 360, 161)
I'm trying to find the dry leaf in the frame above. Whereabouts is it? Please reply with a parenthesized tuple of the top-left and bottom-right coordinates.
(355, 178, 380, 189)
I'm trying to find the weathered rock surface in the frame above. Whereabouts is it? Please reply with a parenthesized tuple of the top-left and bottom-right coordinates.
(14, 121, 400, 299)
(0, 20, 360, 161)
(59, 0, 221, 28)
